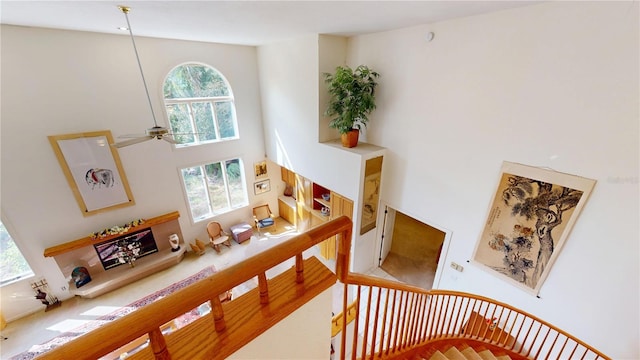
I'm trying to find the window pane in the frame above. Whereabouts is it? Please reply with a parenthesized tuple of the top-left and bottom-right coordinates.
(164, 64, 229, 99)
(1, 221, 34, 286)
(180, 158, 248, 222)
(226, 159, 247, 207)
(167, 103, 195, 144)
(216, 101, 237, 138)
(182, 167, 211, 220)
(205, 163, 229, 212)
(192, 102, 217, 142)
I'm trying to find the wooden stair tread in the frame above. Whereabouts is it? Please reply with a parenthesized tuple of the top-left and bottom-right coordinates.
(429, 350, 450, 360)
(461, 346, 485, 360)
(427, 345, 513, 360)
(444, 346, 469, 360)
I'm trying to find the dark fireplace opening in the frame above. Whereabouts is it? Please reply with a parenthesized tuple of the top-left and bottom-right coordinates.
(94, 229, 158, 270)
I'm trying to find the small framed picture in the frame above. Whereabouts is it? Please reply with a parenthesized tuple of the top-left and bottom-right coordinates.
(254, 160, 268, 179)
(254, 179, 271, 195)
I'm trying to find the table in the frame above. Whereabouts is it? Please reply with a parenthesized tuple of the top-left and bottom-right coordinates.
(230, 222, 253, 244)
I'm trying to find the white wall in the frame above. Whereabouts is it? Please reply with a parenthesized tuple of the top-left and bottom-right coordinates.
(0, 25, 276, 320)
(229, 288, 332, 360)
(348, 2, 638, 358)
(257, 35, 389, 273)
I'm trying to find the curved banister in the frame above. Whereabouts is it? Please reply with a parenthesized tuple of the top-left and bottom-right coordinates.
(335, 271, 610, 360)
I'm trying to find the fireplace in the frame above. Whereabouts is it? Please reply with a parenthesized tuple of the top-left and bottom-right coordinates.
(94, 229, 159, 270)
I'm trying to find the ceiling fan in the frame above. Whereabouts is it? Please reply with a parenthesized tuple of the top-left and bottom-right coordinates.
(112, 5, 183, 148)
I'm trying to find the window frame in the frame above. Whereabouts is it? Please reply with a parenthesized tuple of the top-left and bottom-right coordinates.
(178, 157, 249, 224)
(162, 63, 239, 148)
(0, 216, 35, 287)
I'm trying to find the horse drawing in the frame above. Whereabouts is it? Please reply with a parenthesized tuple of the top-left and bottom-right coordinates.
(85, 168, 114, 189)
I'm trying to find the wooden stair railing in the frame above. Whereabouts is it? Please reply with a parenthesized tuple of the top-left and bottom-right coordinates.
(332, 272, 611, 360)
(36, 216, 353, 360)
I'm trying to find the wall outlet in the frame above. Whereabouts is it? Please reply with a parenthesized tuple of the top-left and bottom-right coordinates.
(61, 285, 68, 291)
(450, 262, 464, 272)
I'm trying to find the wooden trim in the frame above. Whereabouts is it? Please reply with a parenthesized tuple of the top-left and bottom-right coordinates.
(43, 211, 180, 257)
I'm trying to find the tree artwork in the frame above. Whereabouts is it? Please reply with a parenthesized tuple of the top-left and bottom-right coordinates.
(473, 162, 595, 295)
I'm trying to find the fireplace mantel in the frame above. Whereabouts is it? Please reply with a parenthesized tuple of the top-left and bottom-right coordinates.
(45, 211, 185, 298)
(44, 211, 180, 257)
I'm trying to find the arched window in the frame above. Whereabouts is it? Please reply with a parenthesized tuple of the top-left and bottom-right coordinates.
(163, 63, 238, 146)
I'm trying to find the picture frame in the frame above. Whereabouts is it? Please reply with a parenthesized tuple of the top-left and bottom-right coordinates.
(48, 130, 135, 216)
(254, 179, 271, 195)
(361, 156, 383, 235)
(471, 161, 596, 296)
(254, 160, 268, 179)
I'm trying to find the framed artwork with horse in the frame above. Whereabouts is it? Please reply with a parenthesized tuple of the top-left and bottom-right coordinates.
(48, 130, 135, 216)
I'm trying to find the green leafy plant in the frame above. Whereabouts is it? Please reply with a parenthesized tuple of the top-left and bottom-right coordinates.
(324, 65, 380, 134)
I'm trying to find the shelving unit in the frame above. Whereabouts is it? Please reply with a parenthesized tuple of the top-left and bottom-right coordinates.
(311, 183, 331, 222)
(278, 166, 354, 260)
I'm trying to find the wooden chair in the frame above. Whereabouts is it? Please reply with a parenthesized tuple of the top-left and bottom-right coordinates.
(206, 221, 231, 253)
(253, 204, 276, 234)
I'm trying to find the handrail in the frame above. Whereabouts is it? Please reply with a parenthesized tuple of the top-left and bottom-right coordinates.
(334, 271, 611, 360)
(37, 216, 353, 360)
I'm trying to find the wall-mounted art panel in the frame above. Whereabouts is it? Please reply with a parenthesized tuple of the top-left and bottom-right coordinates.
(472, 161, 596, 295)
(48, 130, 134, 216)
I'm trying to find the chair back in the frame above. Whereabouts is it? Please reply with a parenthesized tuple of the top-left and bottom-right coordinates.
(253, 205, 271, 220)
(207, 221, 223, 240)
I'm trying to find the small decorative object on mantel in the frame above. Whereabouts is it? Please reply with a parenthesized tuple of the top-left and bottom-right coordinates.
(71, 267, 92, 288)
(168, 233, 181, 252)
(324, 65, 380, 148)
(90, 218, 145, 239)
(115, 238, 141, 267)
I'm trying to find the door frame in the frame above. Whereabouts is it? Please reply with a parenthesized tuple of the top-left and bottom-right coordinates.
(376, 204, 453, 289)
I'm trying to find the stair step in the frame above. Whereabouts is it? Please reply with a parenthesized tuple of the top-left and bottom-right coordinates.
(429, 350, 450, 360)
(444, 346, 469, 360)
(460, 346, 484, 360)
(477, 349, 499, 360)
(427, 344, 513, 360)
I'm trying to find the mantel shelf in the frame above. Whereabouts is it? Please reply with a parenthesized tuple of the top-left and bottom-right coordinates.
(43, 211, 180, 258)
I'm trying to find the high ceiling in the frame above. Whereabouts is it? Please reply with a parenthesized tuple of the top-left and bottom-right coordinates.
(0, 1, 539, 46)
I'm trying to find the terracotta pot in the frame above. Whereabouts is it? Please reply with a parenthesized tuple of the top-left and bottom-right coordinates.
(341, 129, 359, 148)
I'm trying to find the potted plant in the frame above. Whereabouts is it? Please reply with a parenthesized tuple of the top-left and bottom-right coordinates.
(324, 65, 380, 148)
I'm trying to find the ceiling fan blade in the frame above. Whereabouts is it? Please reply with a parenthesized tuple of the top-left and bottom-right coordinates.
(117, 133, 148, 138)
(112, 136, 153, 148)
(161, 135, 178, 144)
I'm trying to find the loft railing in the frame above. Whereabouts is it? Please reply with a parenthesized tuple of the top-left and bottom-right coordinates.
(36, 216, 608, 360)
(37, 216, 353, 360)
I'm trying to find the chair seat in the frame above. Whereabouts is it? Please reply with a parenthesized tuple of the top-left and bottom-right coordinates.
(258, 218, 275, 227)
(212, 235, 229, 245)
